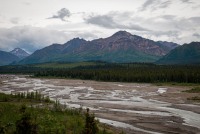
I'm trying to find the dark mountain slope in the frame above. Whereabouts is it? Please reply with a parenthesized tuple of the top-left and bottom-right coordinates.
(157, 42, 200, 65)
(0, 50, 20, 66)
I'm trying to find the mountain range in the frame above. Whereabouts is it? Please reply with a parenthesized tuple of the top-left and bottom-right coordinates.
(18, 31, 179, 64)
(1, 31, 200, 66)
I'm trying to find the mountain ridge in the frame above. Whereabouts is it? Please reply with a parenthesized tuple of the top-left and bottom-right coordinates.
(18, 31, 179, 64)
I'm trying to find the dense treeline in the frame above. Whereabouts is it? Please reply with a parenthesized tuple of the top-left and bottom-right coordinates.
(0, 62, 200, 83)
(35, 63, 200, 83)
(0, 65, 42, 74)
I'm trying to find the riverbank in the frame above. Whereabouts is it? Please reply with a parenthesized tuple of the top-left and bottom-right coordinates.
(0, 75, 200, 134)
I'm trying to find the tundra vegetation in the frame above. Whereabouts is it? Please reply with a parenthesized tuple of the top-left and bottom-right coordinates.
(0, 92, 113, 134)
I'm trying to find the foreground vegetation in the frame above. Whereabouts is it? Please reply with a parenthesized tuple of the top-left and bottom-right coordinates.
(0, 92, 113, 134)
(0, 62, 200, 83)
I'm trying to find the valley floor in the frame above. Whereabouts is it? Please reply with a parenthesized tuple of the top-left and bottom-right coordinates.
(0, 75, 200, 134)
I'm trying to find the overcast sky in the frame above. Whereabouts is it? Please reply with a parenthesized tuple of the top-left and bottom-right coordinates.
(0, 0, 200, 53)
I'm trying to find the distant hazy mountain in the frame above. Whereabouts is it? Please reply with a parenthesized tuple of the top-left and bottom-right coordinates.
(10, 48, 30, 59)
(0, 50, 19, 66)
(157, 42, 200, 65)
(19, 31, 179, 64)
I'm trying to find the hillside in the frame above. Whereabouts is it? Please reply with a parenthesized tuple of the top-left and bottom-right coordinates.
(157, 42, 200, 65)
(18, 31, 179, 64)
(0, 50, 19, 66)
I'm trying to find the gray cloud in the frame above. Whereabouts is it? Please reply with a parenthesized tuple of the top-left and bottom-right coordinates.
(48, 8, 71, 21)
(86, 15, 114, 28)
(0, 26, 103, 53)
(84, 10, 200, 44)
(159, 0, 171, 8)
(189, 17, 200, 23)
(180, 0, 193, 3)
(193, 33, 200, 38)
(151, 30, 179, 37)
(85, 14, 150, 31)
(192, 4, 200, 9)
(140, 0, 172, 11)
(160, 15, 176, 20)
(22, 2, 31, 6)
(65, 30, 99, 41)
(10, 17, 20, 24)
(141, 0, 156, 11)
(107, 11, 200, 44)
(0, 26, 71, 53)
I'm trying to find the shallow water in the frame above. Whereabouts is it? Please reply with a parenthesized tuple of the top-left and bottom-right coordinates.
(159, 106, 200, 129)
(157, 88, 167, 94)
(97, 118, 163, 134)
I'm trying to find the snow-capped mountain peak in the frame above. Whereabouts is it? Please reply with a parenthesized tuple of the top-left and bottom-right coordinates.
(10, 48, 30, 59)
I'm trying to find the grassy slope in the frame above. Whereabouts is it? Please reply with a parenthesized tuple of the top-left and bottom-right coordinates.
(51, 50, 160, 63)
(19, 47, 161, 64)
(0, 93, 113, 134)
